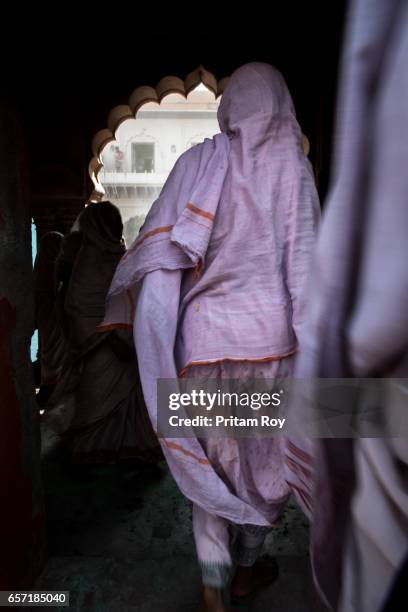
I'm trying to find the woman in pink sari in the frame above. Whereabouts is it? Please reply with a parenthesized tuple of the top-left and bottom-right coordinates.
(100, 63, 320, 610)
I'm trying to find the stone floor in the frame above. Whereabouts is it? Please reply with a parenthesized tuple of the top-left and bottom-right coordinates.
(35, 426, 320, 611)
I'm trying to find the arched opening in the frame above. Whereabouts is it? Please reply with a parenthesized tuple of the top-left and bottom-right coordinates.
(98, 83, 220, 245)
(88, 67, 227, 246)
(88, 66, 311, 246)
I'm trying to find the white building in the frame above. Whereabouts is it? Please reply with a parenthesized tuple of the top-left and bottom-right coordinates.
(99, 85, 220, 245)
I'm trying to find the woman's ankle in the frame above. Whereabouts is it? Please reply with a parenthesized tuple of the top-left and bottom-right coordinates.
(202, 586, 227, 612)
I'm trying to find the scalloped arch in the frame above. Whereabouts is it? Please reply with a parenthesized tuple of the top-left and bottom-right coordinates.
(88, 66, 227, 200)
(88, 65, 311, 202)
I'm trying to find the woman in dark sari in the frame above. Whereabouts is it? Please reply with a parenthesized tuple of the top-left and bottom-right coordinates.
(49, 202, 160, 464)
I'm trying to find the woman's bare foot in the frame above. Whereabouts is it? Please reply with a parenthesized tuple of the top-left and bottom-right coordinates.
(200, 586, 227, 612)
(230, 557, 279, 601)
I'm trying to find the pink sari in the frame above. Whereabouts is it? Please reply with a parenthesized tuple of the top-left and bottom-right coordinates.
(99, 64, 320, 583)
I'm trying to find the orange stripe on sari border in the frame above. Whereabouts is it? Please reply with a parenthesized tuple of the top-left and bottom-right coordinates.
(186, 202, 215, 221)
(164, 440, 210, 465)
(123, 225, 174, 259)
(178, 350, 297, 378)
(287, 440, 313, 466)
(290, 484, 312, 512)
(137, 224, 174, 244)
(285, 456, 313, 480)
(188, 217, 213, 231)
(290, 483, 312, 505)
(96, 323, 133, 332)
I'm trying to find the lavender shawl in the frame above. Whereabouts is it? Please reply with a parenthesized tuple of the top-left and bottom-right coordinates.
(100, 63, 319, 526)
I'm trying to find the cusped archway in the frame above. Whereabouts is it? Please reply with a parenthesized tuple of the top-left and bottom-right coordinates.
(89, 66, 228, 199)
(88, 67, 228, 244)
(88, 66, 310, 245)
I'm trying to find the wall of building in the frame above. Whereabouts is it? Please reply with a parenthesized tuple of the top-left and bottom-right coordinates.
(99, 89, 220, 243)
